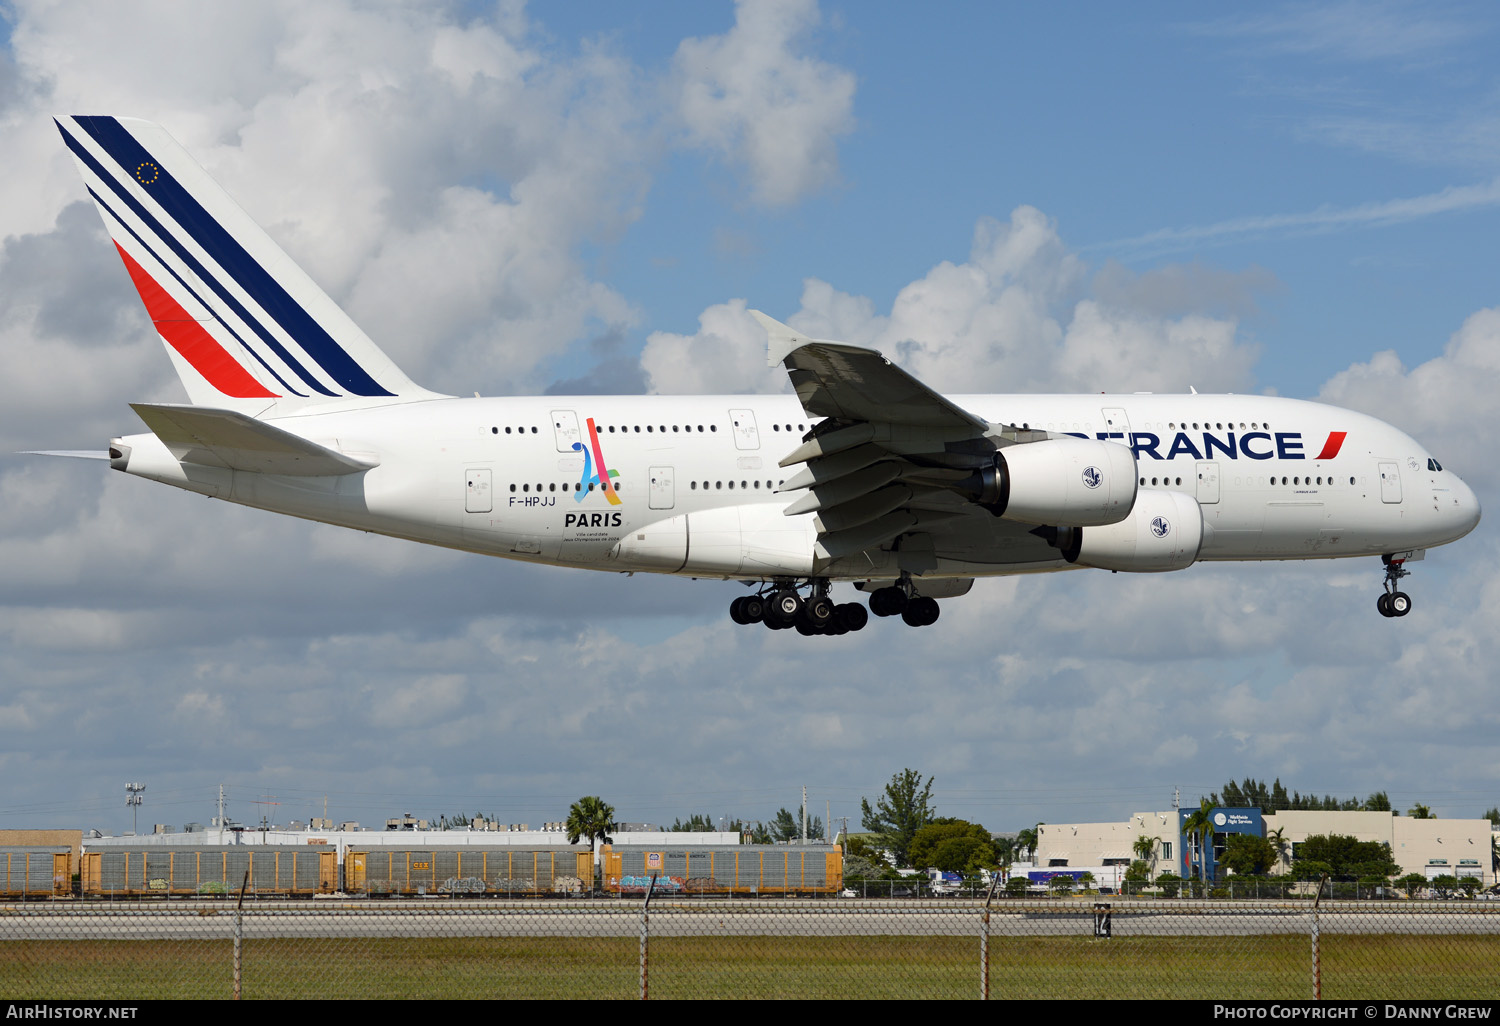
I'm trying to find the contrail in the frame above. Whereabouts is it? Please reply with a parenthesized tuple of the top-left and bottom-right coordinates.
(1092, 177, 1500, 256)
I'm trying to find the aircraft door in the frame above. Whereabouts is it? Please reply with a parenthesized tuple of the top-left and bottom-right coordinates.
(1378, 461, 1402, 503)
(1101, 407, 1130, 441)
(649, 466, 675, 510)
(1196, 461, 1220, 504)
(465, 468, 492, 513)
(730, 409, 760, 450)
(551, 410, 581, 453)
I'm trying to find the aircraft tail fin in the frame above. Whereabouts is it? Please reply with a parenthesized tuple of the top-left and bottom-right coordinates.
(55, 116, 445, 414)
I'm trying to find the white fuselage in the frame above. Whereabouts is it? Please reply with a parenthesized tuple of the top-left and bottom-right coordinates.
(111, 391, 1481, 583)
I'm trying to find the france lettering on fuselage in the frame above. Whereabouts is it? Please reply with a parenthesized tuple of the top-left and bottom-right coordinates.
(1071, 428, 1348, 462)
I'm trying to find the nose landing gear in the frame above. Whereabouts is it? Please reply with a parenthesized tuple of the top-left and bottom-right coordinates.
(1377, 555, 1412, 618)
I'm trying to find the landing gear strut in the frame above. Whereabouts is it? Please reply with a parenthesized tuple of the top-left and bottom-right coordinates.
(728, 579, 868, 635)
(1377, 554, 1412, 618)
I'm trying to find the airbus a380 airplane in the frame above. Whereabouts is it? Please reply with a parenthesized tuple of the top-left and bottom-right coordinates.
(45, 116, 1481, 635)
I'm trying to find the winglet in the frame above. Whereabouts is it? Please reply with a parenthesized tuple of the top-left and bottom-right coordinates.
(749, 309, 809, 368)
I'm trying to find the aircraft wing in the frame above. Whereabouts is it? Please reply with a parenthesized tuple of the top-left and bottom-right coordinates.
(131, 403, 377, 476)
(754, 310, 986, 431)
(752, 311, 1018, 568)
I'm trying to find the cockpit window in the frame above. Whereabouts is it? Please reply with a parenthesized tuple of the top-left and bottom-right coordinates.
(1428, 458, 1443, 472)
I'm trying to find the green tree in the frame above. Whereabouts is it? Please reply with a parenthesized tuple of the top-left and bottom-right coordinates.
(565, 796, 616, 850)
(1483, 807, 1500, 827)
(1156, 873, 1182, 898)
(1397, 873, 1428, 899)
(1048, 874, 1075, 897)
(1430, 874, 1458, 899)
(769, 807, 823, 843)
(908, 820, 996, 871)
(1219, 834, 1277, 877)
(1123, 860, 1150, 895)
(1293, 834, 1399, 881)
(1004, 876, 1030, 897)
(1459, 876, 1481, 898)
(860, 769, 936, 867)
(1408, 802, 1434, 820)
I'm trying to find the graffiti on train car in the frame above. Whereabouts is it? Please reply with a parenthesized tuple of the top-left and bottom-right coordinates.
(438, 876, 488, 894)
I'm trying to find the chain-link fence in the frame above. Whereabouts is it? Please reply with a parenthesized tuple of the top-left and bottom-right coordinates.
(4, 898, 1499, 999)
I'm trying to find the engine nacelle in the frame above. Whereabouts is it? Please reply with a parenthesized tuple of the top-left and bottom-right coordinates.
(1056, 489, 1203, 572)
(963, 437, 1137, 527)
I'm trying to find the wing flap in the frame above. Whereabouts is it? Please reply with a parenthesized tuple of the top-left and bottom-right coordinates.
(131, 403, 377, 476)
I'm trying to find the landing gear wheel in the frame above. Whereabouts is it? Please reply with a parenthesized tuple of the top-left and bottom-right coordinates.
(769, 589, 802, 626)
(902, 596, 940, 627)
(741, 594, 765, 623)
(1377, 593, 1393, 618)
(836, 603, 869, 632)
(869, 586, 908, 617)
(730, 597, 749, 624)
(1389, 591, 1412, 617)
(802, 595, 835, 629)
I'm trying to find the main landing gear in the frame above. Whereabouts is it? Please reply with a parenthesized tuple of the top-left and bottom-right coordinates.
(729, 579, 869, 636)
(1377, 554, 1413, 618)
(867, 579, 940, 628)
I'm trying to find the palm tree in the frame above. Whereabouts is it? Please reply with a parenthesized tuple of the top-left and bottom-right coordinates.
(566, 796, 616, 848)
(1016, 827, 1040, 865)
(1182, 799, 1216, 888)
(1267, 827, 1290, 873)
(1132, 833, 1158, 874)
(1408, 802, 1434, 820)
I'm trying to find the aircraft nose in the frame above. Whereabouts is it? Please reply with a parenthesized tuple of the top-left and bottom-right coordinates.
(1448, 474, 1482, 540)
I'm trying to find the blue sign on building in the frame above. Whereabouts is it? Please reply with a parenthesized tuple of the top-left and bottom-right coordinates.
(1178, 807, 1263, 881)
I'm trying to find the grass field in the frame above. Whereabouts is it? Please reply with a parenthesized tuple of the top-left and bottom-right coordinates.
(5, 933, 1500, 999)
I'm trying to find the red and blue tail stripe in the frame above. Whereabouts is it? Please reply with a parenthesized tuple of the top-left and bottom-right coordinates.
(56, 116, 436, 408)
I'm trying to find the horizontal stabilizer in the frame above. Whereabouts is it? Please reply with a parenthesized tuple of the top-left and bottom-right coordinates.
(131, 403, 377, 476)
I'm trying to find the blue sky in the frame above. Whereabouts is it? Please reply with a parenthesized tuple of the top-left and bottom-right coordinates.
(0, 1, 1498, 837)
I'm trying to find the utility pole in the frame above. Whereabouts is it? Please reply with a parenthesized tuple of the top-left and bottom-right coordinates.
(801, 786, 807, 845)
(125, 782, 145, 835)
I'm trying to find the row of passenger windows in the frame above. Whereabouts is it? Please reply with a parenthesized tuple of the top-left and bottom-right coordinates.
(689, 480, 784, 491)
(509, 480, 791, 493)
(1026, 420, 1272, 432)
(1270, 476, 1355, 486)
(511, 482, 623, 493)
(490, 422, 810, 436)
(1139, 475, 1359, 489)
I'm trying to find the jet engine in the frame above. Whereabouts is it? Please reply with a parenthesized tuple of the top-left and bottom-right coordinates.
(960, 437, 1137, 527)
(1050, 488, 1204, 572)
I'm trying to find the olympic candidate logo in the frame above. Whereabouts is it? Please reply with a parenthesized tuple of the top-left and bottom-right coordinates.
(1082, 466, 1102, 489)
(1150, 516, 1171, 538)
(571, 417, 622, 506)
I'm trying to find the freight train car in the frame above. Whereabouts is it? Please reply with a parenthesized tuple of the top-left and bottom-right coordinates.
(80, 846, 337, 897)
(346, 846, 593, 896)
(601, 844, 842, 896)
(0, 847, 71, 898)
